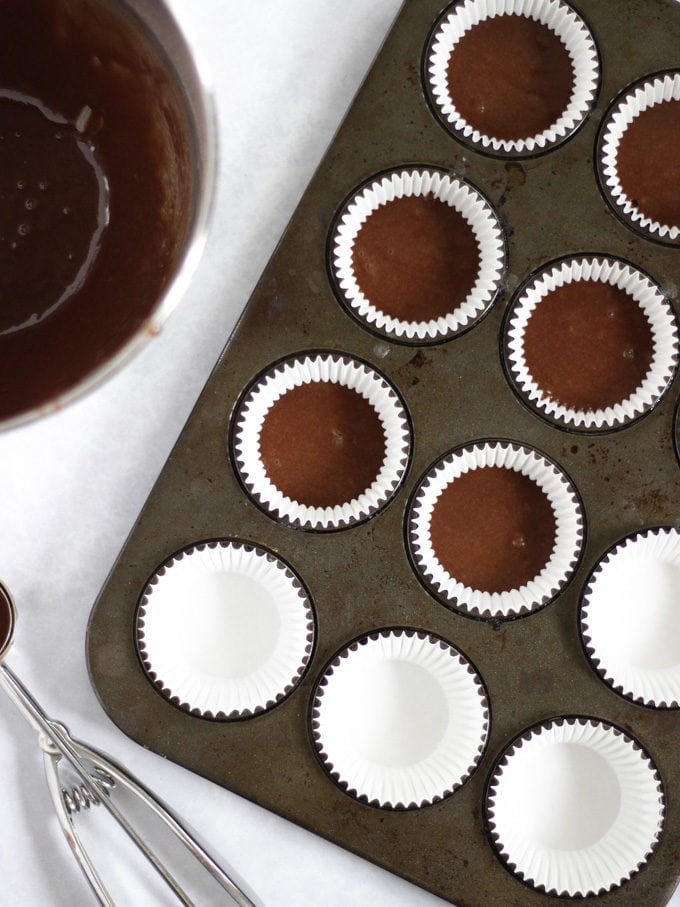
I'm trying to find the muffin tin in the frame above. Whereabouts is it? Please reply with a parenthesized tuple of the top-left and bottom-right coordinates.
(87, 0, 680, 904)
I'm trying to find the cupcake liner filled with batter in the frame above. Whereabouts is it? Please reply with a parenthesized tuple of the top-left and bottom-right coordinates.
(231, 352, 411, 530)
(580, 527, 680, 709)
(504, 255, 678, 431)
(425, 0, 599, 155)
(599, 71, 680, 243)
(135, 540, 316, 719)
(329, 167, 505, 343)
(407, 440, 584, 619)
(485, 716, 665, 896)
(310, 628, 490, 809)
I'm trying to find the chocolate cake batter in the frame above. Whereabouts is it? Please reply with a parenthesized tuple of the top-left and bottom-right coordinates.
(446, 15, 574, 141)
(521, 280, 654, 411)
(616, 99, 680, 228)
(0, 0, 193, 421)
(0, 92, 107, 336)
(259, 382, 386, 508)
(351, 195, 479, 322)
(0, 588, 12, 654)
(430, 466, 556, 593)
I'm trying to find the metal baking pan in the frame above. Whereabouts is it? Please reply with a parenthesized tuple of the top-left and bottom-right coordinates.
(87, 1, 680, 903)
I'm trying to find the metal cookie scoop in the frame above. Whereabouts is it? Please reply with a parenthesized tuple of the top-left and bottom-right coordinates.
(0, 582, 255, 907)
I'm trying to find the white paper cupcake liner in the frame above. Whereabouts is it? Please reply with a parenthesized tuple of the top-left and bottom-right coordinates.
(674, 396, 680, 466)
(330, 167, 505, 342)
(486, 716, 665, 896)
(505, 256, 679, 430)
(425, 0, 599, 155)
(599, 71, 680, 242)
(581, 527, 680, 709)
(310, 628, 490, 809)
(231, 352, 411, 531)
(135, 540, 315, 719)
(408, 440, 584, 619)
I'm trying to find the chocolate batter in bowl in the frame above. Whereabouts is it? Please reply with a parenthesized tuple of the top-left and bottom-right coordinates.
(0, 0, 215, 429)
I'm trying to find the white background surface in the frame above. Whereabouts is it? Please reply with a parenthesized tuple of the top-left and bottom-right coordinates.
(0, 2, 678, 906)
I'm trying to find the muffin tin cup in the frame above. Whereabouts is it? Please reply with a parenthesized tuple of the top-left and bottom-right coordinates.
(599, 71, 680, 244)
(310, 628, 490, 810)
(329, 166, 506, 344)
(424, 0, 600, 156)
(407, 440, 585, 620)
(485, 716, 665, 897)
(580, 527, 680, 709)
(503, 255, 679, 432)
(135, 539, 316, 720)
(231, 352, 412, 531)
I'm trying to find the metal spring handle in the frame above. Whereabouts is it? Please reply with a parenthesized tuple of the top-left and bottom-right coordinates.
(60, 768, 116, 815)
(0, 662, 256, 907)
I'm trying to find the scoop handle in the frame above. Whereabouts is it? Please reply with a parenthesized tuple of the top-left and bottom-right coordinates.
(0, 662, 256, 906)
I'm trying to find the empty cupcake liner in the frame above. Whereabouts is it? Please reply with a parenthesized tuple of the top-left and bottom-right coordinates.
(486, 716, 665, 897)
(135, 539, 316, 719)
(581, 527, 680, 709)
(408, 440, 584, 619)
(504, 256, 679, 430)
(599, 71, 680, 243)
(231, 352, 411, 531)
(310, 628, 490, 809)
(329, 167, 506, 343)
(425, 0, 599, 155)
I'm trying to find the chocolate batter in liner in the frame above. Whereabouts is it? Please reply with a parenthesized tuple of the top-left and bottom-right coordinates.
(407, 440, 584, 619)
(504, 256, 679, 431)
(329, 167, 505, 343)
(425, 0, 599, 155)
(599, 71, 680, 244)
(231, 352, 412, 531)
